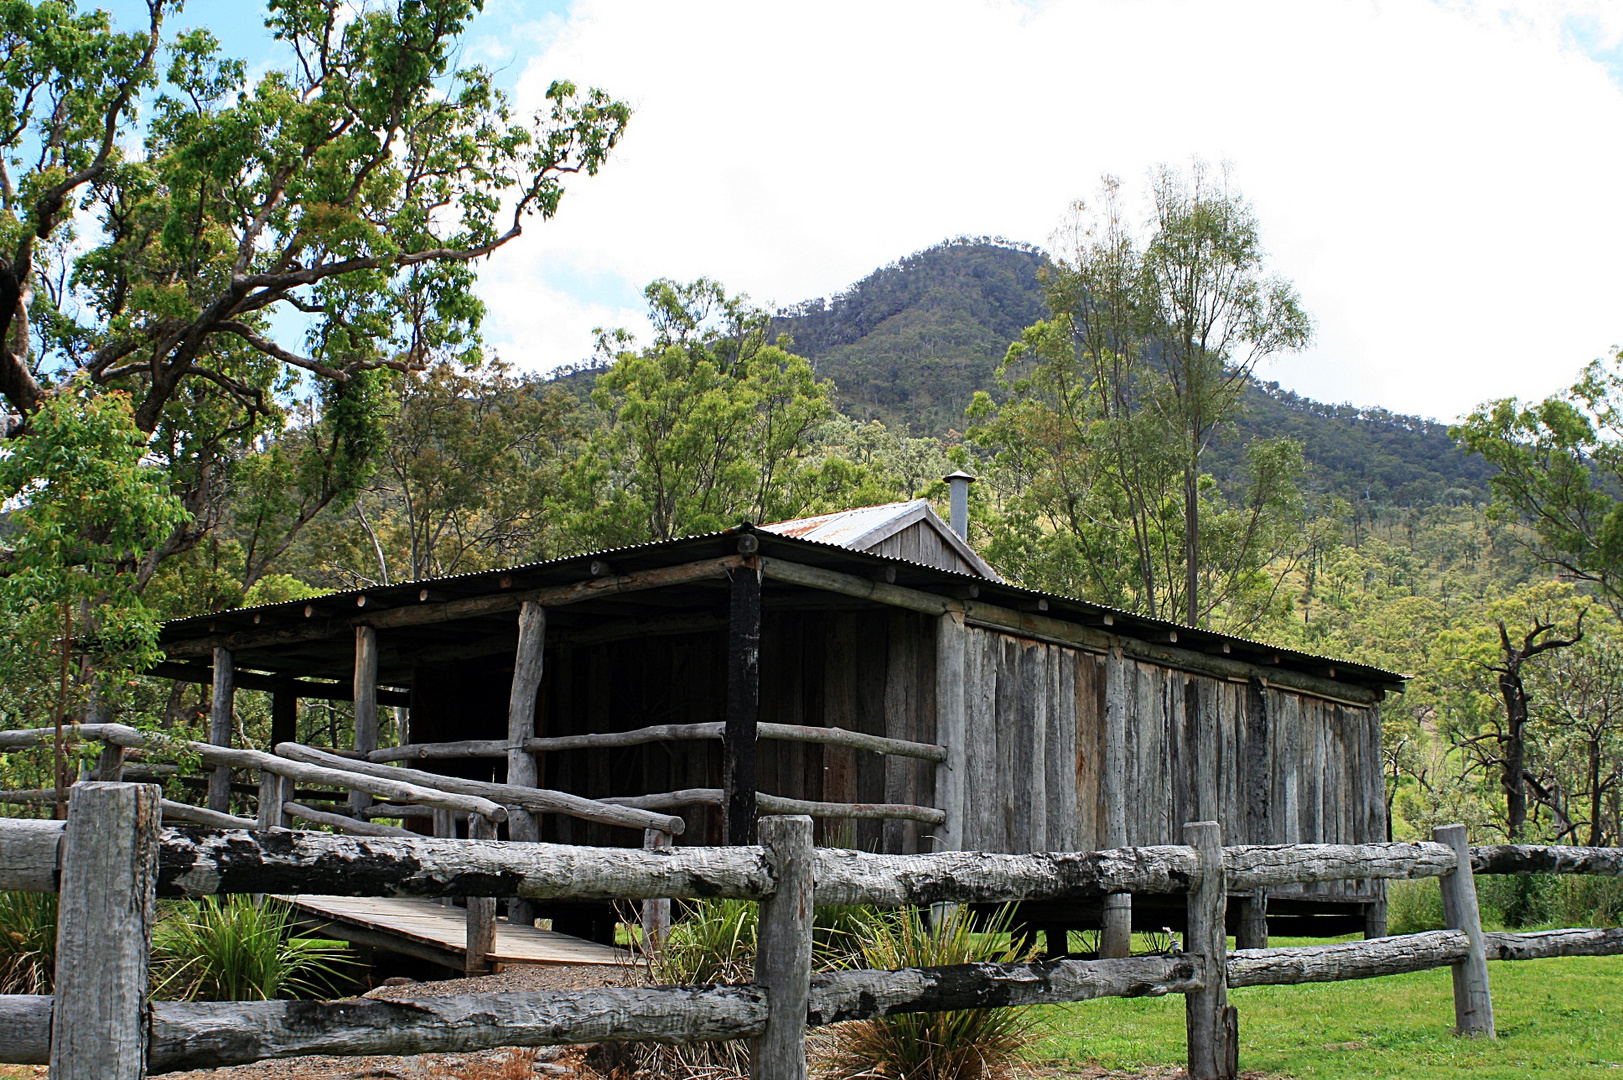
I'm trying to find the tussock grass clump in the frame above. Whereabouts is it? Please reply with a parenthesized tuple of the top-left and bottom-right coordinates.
(150, 896, 353, 1001)
(0, 891, 57, 994)
(815, 905, 1038, 1080)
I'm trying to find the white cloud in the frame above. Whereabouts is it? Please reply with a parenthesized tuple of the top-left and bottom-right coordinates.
(476, 0, 1623, 421)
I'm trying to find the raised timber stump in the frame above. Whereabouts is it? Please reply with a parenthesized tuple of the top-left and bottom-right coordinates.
(52, 782, 161, 1080)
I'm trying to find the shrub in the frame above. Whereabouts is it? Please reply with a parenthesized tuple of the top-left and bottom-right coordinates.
(815, 905, 1038, 1080)
(0, 891, 57, 994)
(150, 896, 353, 1001)
(1476, 873, 1623, 929)
(1387, 878, 1446, 935)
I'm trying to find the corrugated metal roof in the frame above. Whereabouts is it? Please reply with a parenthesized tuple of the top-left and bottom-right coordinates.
(156, 523, 1406, 690)
(761, 500, 1002, 581)
(763, 500, 923, 545)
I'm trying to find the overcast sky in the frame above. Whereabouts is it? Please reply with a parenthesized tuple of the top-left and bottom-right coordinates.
(125, 0, 1623, 422)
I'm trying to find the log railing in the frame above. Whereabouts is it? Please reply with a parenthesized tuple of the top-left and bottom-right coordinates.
(3, 784, 1622, 1080)
(368, 721, 949, 764)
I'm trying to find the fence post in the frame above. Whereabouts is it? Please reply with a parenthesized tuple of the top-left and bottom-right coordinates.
(51, 782, 160, 1080)
(1185, 820, 1236, 1080)
(209, 647, 235, 812)
(256, 769, 289, 831)
(755, 815, 813, 1080)
(642, 827, 673, 956)
(1432, 824, 1495, 1037)
(465, 814, 497, 976)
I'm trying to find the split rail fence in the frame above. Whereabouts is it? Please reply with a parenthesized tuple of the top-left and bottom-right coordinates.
(3, 783, 1623, 1080)
(0, 718, 947, 966)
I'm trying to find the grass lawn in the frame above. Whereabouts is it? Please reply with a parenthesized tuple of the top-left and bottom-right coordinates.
(1034, 951, 1623, 1078)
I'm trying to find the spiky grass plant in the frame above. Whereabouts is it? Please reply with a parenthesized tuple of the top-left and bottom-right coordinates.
(816, 905, 1039, 1080)
(0, 891, 57, 994)
(150, 896, 353, 1001)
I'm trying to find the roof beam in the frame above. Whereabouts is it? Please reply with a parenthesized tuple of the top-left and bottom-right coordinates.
(160, 556, 746, 658)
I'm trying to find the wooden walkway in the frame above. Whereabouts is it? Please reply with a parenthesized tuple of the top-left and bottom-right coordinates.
(287, 895, 636, 970)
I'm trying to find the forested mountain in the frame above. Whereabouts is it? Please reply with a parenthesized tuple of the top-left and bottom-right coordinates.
(772, 239, 1493, 509)
(770, 239, 1048, 434)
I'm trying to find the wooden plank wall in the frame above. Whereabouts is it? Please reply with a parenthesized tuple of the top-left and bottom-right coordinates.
(867, 521, 981, 577)
(534, 609, 940, 853)
(414, 614, 1382, 884)
(956, 627, 1384, 901)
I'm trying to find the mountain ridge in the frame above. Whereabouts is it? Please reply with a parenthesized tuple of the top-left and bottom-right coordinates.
(771, 239, 1494, 509)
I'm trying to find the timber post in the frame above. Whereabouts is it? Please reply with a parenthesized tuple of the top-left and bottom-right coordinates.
(465, 813, 497, 975)
(642, 827, 673, 955)
(754, 815, 813, 1080)
(1099, 646, 1131, 958)
(507, 600, 547, 927)
(434, 807, 455, 907)
(724, 535, 762, 845)
(255, 769, 287, 831)
(270, 683, 298, 751)
(1185, 820, 1236, 1080)
(1433, 823, 1495, 1037)
(933, 611, 966, 852)
(1236, 888, 1268, 950)
(51, 782, 160, 1080)
(351, 625, 380, 814)
(208, 647, 234, 812)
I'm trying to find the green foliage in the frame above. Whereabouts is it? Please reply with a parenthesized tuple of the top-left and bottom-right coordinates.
(774, 239, 1049, 433)
(649, 897, 758, 987)
(150, 895, 353, 1002)
(0, 385, 186, 742)
(558, 279, 834, 548)
(1386, 878, 1447, 935)
(0, 890, 56, 994)
(1455, 348, 1623, 619)
(817, 905, 1038, 1080)
(0, 0, 628, 597)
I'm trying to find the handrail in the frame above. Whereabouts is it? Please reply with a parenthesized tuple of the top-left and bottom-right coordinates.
(367, 721, 947, 763)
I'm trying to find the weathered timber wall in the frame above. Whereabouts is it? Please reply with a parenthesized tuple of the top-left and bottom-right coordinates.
(952, 627, 1384, 901)
(403, 603, 1381, 882)
(867, 521, 982, 577)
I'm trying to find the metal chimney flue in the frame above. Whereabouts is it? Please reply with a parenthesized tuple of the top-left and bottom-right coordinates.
(944, 471, 975, 540)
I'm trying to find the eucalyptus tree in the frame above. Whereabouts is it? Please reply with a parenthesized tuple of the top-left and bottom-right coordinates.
(1141, 162, 1313, 625)
(972, 168, 1310, 628)
(0, 0, 628, 590)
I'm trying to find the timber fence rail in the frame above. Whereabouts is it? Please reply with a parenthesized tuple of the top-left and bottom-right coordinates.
(2, 786, 1622, 1079)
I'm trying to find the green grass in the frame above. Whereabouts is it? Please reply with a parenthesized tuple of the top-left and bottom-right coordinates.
(1033, 951, 1623, 1079)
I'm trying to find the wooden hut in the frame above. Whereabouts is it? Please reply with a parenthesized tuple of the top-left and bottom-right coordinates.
(151, 500, 1403, 950)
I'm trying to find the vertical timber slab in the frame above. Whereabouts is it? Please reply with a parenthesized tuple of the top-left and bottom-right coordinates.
(95, 740, 126, 782)
(256, 770, 289, 831)
(1099, 647, 1131, 958)
(641, 828, 673, 955)
(1236, 888, 1268, 950)
(754, 815, 813, 1080)
(933, 612, 967, 852)
(883, 611, 914, 854)
(724, 558, 762, 845)
(434, 807, 455, 907)
(208, 648, 234, 812)
(1185, 819, 1235, 1080)
(465, 814, 497, 976)
(52, 782, 160, 1080)
(270, 684, 298, 751)
(350, 625, 380, 815)
(507, 602, 546, 925)
(1433, 824, 1495, 1037)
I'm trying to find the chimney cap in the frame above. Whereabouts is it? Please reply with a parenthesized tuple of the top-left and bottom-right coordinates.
(943, 470, 976, 483)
